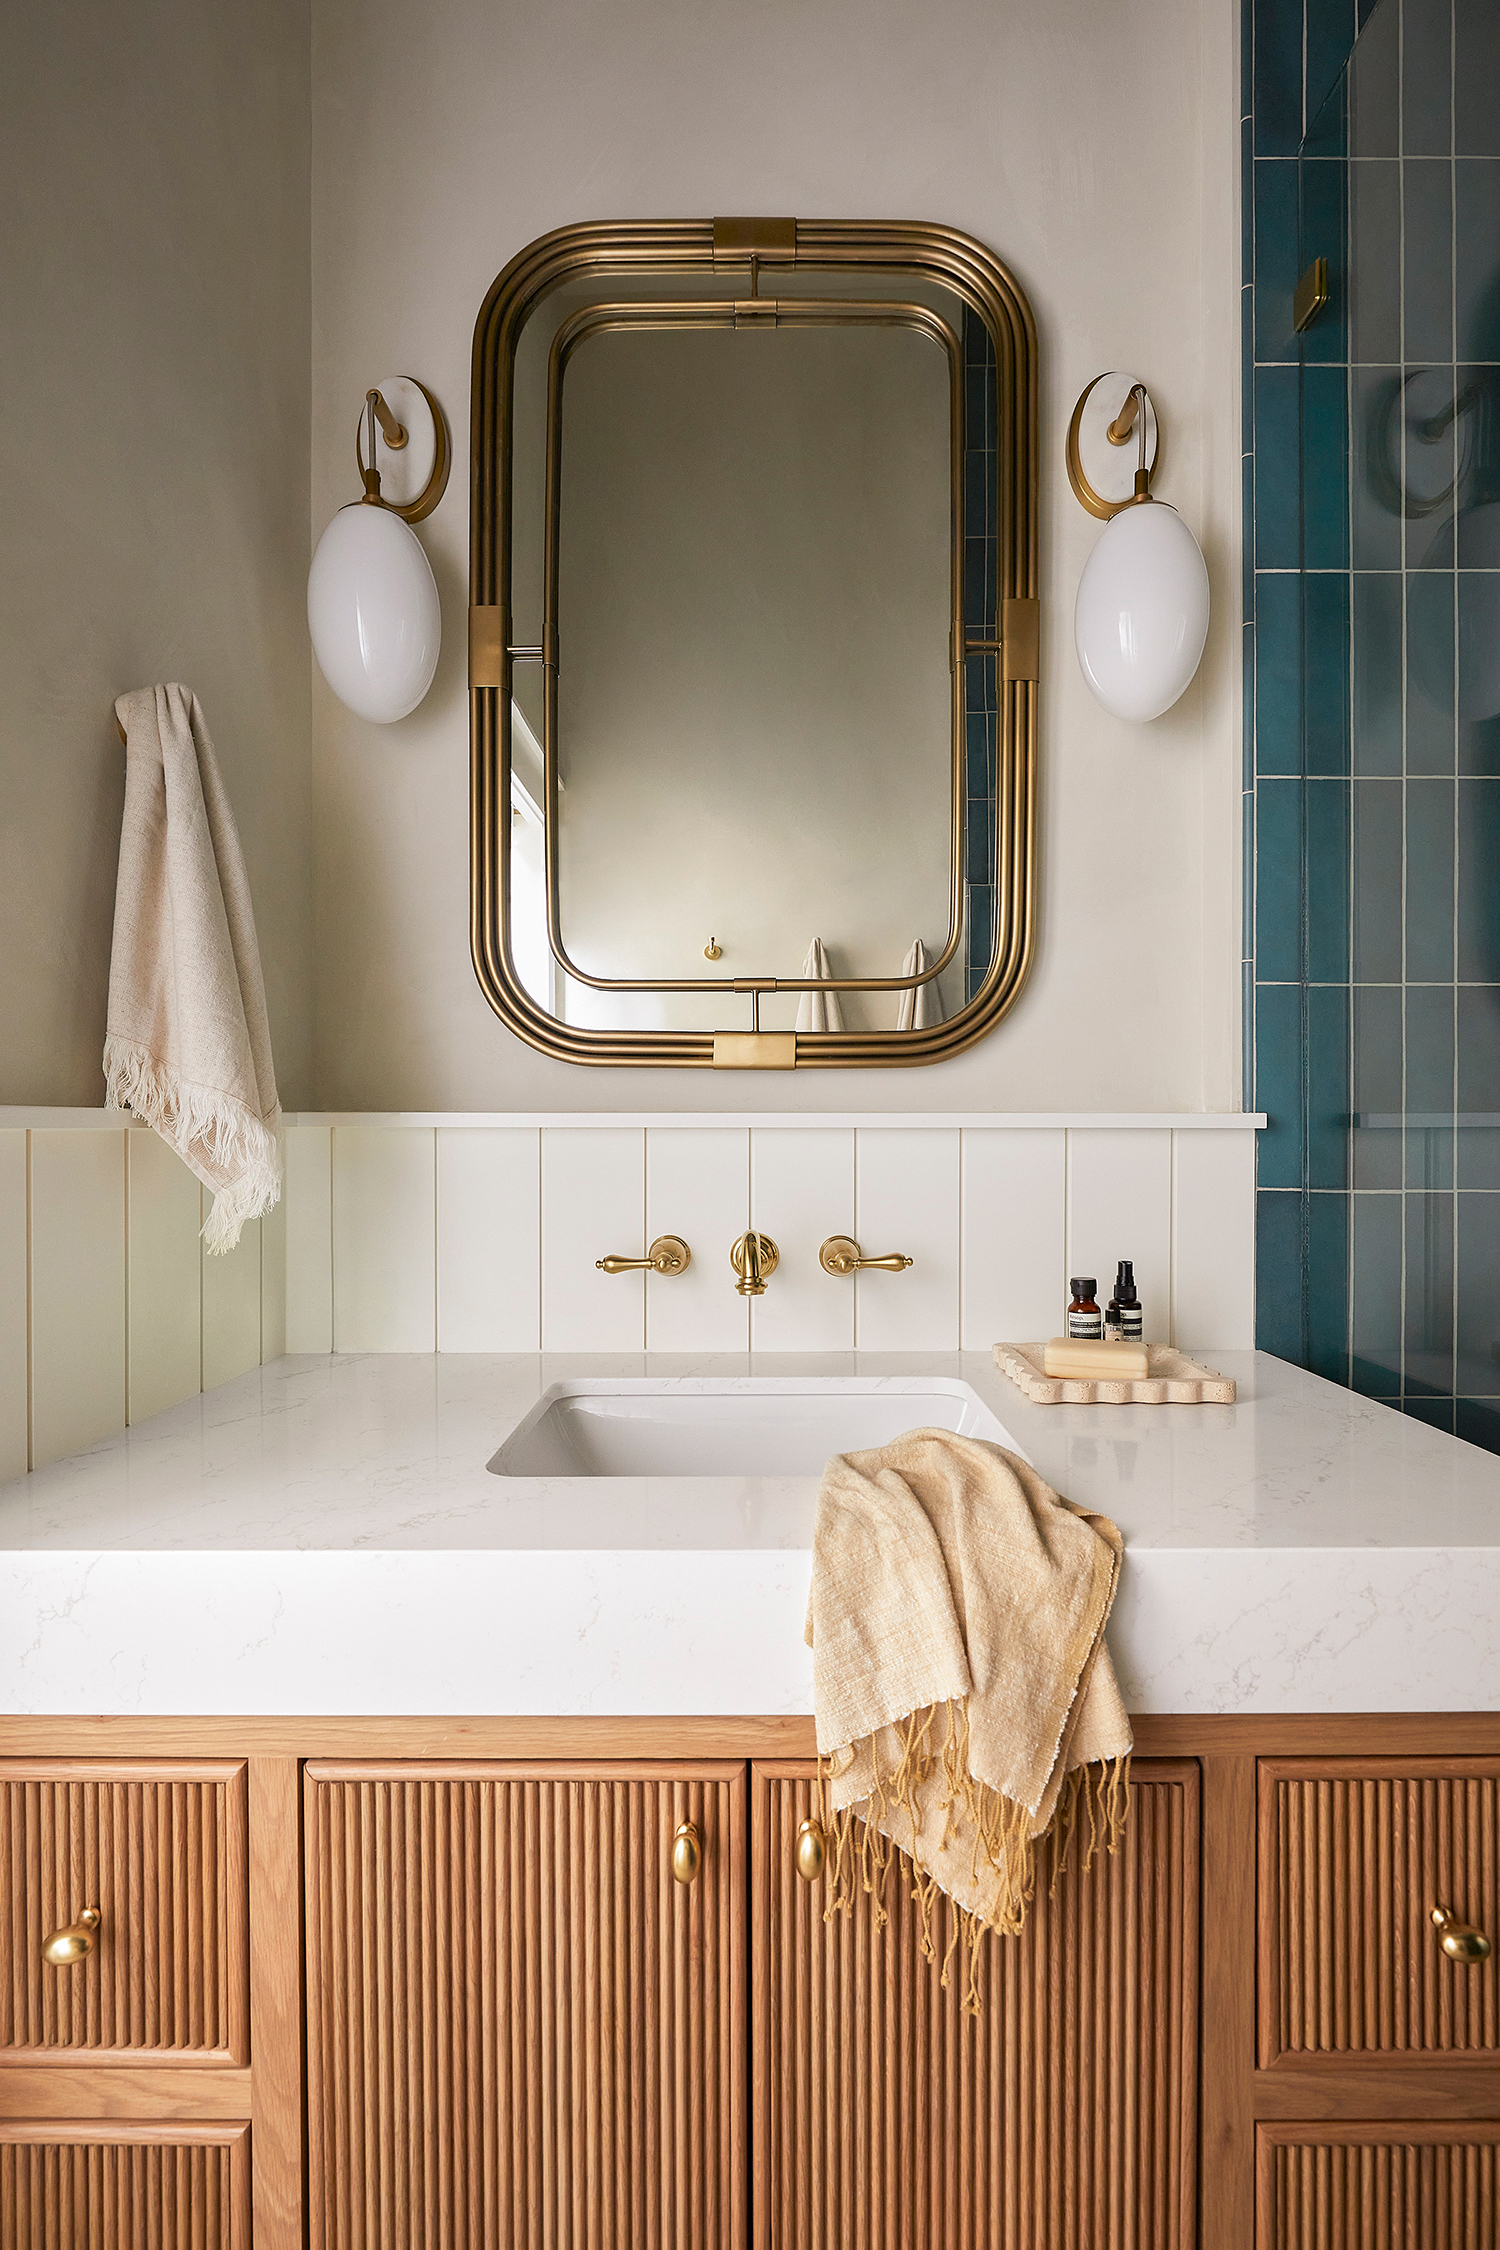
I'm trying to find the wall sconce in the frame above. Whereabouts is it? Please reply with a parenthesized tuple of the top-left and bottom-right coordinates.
(1066, 372, 1209, 722)
(307, 376, 450, 724)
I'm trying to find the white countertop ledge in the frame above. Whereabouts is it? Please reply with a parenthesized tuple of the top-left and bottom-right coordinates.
(1, 1350, 1495, 1719)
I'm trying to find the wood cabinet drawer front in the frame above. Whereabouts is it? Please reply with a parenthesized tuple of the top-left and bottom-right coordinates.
(1259, 1760, 1499, 2065)
(0, 1762, 249, 2063)
(0, 2121, 249, 2249)
(1257, 2124, 1499, 2249)
(752, 1758, 1200, 2250)
(304, 1761, 746, 2250)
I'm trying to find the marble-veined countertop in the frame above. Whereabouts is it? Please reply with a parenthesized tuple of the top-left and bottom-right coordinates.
(1, 1349, 1496, 1717)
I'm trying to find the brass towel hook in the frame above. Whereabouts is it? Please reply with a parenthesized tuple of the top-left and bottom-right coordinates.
(819, 1236, 913, 1276)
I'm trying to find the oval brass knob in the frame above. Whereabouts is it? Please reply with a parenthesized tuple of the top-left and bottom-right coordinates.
(795, 1817, 826, 1883)
(671, 1820, 702, 1886)
(819, 1235, 914, 1277)
(597, 1235, 691, 1277)
(1432, 1904, 1492, 1965)
(42, 1906, 101, 1967)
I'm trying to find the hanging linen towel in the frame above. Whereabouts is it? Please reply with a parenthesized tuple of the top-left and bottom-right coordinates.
(805, 1429, 1131, 2002)
(794, 937, 845, 1032)
(105, 685, 281, 1252)
(895, 937, 946, 1030)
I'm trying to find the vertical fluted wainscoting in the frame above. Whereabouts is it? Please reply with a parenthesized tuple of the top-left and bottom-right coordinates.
(0, 1763, 249, 2061)
(1260, 1762, 1500, 2063)
(303, 1764, 747, 2250)
(751, 1761, 1200, 2250)
(1257, 2126, 1500, 2250)
(0, 2125, 249, 2249)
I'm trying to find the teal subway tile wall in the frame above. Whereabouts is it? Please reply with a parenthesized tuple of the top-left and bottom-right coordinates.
(1245, 0, 1500, 1447)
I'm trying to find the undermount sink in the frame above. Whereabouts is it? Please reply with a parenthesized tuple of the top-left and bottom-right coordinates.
(488, 1376, 1022, 1480)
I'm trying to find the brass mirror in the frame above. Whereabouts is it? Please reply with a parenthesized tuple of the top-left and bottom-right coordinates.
(470, 219, 1038, 1069)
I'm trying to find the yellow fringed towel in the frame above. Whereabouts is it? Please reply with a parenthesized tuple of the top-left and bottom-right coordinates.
(805, 1429, 1132, 1992)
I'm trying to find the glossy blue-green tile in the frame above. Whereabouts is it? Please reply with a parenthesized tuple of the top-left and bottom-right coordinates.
(1402, 0, 1453, 157)
(1307, 1188, 1350, 1380)
(1457, 780, 1500, 979)
(1457, 161, 1500, 360)
(1255, 159, 1301, 360)
(1242, 955, 1256, 1106)
(1256, 1188, 1305, 1360)
(1350, 369, 1402, 567)
(1255, 571, 1301, 772)
(1404, 161, 1456, 362)
(1243, 786, 1256, 948)
(1255, 0, 1306, 156)
(1456, 1191, 1500, 1389)
(1349, 0, 1399, 156)
(1242, 453, 1256, 615)
(967, 882, 993, 973)
(1256, 982, 1305, 1188)
(1304, 572, 1350, 773)
(1302, 365, 1351, 569)
(1242, 286, 1255, 438)
(965, 709, 988, 798)
(1406, 780, 1457, 981)
(1241, 118, 1255, 274)
(965, 793, 993, 887)
(1456, 0, 1500, 156)
(1307, 983, 1350, 1188)
(1256, 778, 1304, 981)
(1352, 983, 1404, 1187)
(1404, 1189, 1455, 1394)
(1298, 158, 1348, 365)
(1352, 778, 1403, 979)
(1355, 0, 1380, 27)
(1254, 367, 1301, 568)
(1406, 988, 1455, 1188)
(1406, 574, 1456, 772)
(1350, 1190, 1403, 1394)
(1457, 990, 1500, 1186)
(1307, 0, 1356, 124)
(1406, 1397, 1456, 1431)
(1243, 622, 1257, 787)
(1306, 778, 1351, 982)
(1348, 164, 1402, 362)
(1352, 574, 1403, 771)
(1455, 1398, 1500, 1450)
(1458, 574, 1500, 773)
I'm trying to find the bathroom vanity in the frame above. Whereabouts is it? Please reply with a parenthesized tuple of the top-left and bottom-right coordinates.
(1, 1351, 1497, 2248)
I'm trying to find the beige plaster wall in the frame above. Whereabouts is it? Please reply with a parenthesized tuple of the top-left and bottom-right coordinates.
(0, 0, 313, 1107)
(311, 0, 1242, 1113)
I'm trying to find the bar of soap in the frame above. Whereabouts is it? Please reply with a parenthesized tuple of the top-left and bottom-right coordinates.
(1042, 1337, 1150, 1381)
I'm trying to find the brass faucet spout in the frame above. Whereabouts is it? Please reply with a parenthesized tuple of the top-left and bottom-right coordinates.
(730, 1231, 780, 1296)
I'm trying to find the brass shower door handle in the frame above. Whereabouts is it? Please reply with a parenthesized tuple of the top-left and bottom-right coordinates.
(819, 1236, 914, 1276)
(42, 1906, 101, 1966)
(1432, 1904, 1492, 1964)
(596, 1235, 691, 1276)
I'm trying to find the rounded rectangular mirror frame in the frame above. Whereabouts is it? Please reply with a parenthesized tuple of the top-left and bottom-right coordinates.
(469, 218, 1039, 1070)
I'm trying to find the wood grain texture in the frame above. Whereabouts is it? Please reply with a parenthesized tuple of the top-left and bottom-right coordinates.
(0, 1761, 249, 2064)
(303, 1760, 746, 2249)
(249, 1759, 304, 2250)
(0, 2120, 249, 2248)
(1256, 2123, 1500, 2249)
(0, 2063, 251, 2120)
(1259, 1760, 1499, 2065)
(1200, 1755, 1256, 2250)
(752, 1759, 1199, 2250)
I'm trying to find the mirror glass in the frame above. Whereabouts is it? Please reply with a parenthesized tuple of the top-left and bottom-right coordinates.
(506, 264, 1000, 1037)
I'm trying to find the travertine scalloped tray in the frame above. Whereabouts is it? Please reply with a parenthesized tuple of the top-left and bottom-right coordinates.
(994, 1342, 1237, 1406)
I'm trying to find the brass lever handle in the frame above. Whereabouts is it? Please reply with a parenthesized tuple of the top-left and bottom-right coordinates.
(671, 1821, 702, 1886)
(42, 1906, 101, 1967)
(819, 1236, 914, 1277)
(1432, 1904, 1492, 1964)
(597, 1235, 691, 1277)
(794, 1817, 826, 1882)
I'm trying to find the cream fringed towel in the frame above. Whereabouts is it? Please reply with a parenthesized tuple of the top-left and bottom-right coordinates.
(895, 937, 945, 1031)
(805, 1430, 1132, 2003)
(794, 939, 845, 1033)
(105, 686, 281, 1253)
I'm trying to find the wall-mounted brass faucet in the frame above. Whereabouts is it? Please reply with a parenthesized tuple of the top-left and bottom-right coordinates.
(596, 1236, 691, 1276)
(819, 1236, 913, 1276)
(730, 1232, 779, 1296)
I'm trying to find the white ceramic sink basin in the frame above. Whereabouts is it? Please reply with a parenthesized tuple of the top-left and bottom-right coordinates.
(489, 1377, 1022, 1480)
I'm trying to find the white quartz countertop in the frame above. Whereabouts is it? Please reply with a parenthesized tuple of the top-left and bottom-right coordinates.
(2, 1350, 1497, 1718)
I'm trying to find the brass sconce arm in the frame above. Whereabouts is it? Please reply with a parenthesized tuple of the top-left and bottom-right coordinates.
(596, 1235, 691, 1276)
(819, 1236, 914, 1276)
(366, 388, 408, 449)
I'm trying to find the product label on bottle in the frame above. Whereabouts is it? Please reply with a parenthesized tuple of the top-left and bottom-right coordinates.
(1121, 1308, 1143, 1341)
(1067, 1310, 1103, 1340)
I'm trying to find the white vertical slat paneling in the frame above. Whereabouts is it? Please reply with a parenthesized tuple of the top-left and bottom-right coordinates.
(29, 1128, 127, 1468)
(644, 1128, 750, 1354)
(1172, 1127, 1256, 1348)
(125, 1130, 202, 1424)
(202, 1202, 263, 1391)
(332, 1127, 436, 1353)
(0, 1132, 28, 1480)
(436, 1127, 541, 1351)
(260, 1155, 287, 1363)
(853, 1128, 959, 1351)
(284, 1124, 333, 1353)
(1065, 1127, 1173, 1345)
(748, 1127, 855, 1352)
(541, 1127, 646, 1352)
(960, 1126, 1067, 1348)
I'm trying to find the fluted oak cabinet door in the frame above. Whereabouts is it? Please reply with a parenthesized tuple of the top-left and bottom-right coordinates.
(1257, 2123, 1499, 2249)
(752, 1758, 1200, 2250)
(0, 2121, 250, 2249)
(303, 1761, 746, 2250)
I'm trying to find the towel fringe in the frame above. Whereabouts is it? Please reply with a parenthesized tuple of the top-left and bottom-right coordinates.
(104, 1036, 280, 1253)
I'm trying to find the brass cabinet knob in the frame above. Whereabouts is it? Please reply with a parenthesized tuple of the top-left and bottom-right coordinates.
(671, 1820, 702, 1886)
(794, 1817, 826, 1883)
(42, 1906, 101, 1967)
(729, 1232, 779, 1296)
(819, 1235, 914, 1276)
(597, 1235, 691, 1277)
(1432, 1904, 1492, 1965)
